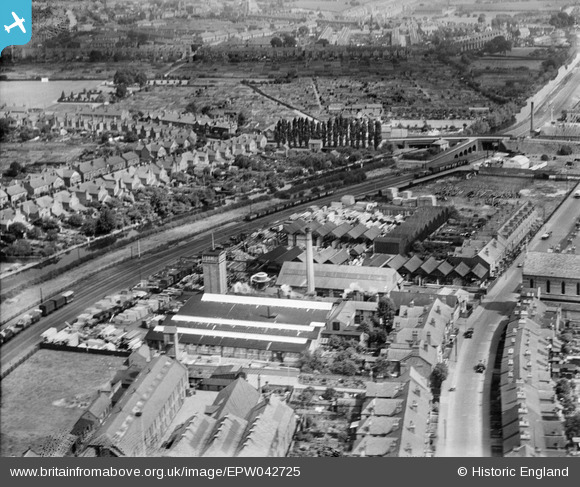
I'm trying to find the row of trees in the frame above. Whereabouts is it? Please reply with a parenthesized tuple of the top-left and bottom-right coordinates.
(273, 116, 382, 149)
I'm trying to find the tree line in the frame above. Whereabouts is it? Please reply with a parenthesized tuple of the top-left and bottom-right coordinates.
(274, 116, 382, 150)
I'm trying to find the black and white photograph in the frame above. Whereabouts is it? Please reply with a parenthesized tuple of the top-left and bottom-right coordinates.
(1, 0, 580, 475)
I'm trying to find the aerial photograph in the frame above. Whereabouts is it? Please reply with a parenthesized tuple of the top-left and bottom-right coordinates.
(1, 0, 580, 462)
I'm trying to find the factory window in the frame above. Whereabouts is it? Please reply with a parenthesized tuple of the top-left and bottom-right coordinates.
(577, 283, 580, 295)
(529, 279, 534, 289)
(546, 280, 551, 293)
(561, 282, 566, 294)
(332, 322, 340, 331)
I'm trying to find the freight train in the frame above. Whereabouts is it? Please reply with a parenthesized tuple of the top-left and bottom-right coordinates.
(414, 158, 470, 179)
(0, 290, 75, 346)
(245, 190, 335, 221)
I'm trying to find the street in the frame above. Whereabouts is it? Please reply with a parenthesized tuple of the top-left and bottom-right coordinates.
(436, 184, 580, 456)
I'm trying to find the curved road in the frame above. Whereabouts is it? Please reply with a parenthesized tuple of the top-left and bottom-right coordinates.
(437, 184, 580, 456)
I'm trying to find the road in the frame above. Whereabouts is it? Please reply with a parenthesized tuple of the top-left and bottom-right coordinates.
(437, 184, 580, 456)
(531, 181, 580, 253)
(507, 47, 580, 137)
(1, 171, 425, 374)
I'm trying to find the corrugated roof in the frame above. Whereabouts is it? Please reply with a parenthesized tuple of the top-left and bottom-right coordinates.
(363, 226, 382, 241)
(276, 262, 402, 294)
(435, 260, 454, 276)
(420, 256, 440, 275)
(454, 261, 471, 277)
(386, 254, 408, 271)
(331, 222, 353, 238)
(524, 252, 580, 280)
(403, 255, 424, 273)
(348, 223, 370, 240)
(471, 263, 488, 279)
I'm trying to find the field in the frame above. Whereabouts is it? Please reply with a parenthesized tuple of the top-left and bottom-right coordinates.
(0, 80, 107, 109)
(0, 140, 96, 169)
(0, 349, 126, 456)
(0, 61, 170, 82)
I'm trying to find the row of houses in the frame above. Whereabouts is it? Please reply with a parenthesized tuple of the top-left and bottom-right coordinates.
(499, 296, 567, 457)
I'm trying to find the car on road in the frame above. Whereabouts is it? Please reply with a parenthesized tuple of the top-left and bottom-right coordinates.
(541, 231, 552, 239)
(464, 328, 474, 338)
(474, 361, 486, 373)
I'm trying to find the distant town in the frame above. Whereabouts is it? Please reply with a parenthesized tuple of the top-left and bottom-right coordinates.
(1, 0, 580, 460)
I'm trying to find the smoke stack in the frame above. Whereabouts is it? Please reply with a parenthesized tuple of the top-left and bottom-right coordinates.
(174, 329, 179, 361)
(530, 101, 534, 134)
(305, 227, 315, 295)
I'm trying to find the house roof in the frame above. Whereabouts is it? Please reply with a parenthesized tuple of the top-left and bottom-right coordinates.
(6, 185, 27, 196)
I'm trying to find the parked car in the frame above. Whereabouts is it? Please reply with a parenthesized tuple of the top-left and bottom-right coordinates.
(464, 328, 474, 339)
(475, 361, 486, 373)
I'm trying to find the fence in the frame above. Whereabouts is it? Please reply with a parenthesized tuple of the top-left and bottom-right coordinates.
(0, 344, 40, 380)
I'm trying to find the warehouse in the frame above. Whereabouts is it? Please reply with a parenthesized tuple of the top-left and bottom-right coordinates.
(145, 293, 333, 364)
(276, 261, 403, 298)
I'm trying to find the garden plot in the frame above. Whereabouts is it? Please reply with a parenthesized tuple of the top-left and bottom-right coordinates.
(255, 78, 323, 118)
(114, 82, 297, 130)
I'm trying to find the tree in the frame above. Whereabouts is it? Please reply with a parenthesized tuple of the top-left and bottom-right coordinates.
(6, 239, 32, 256)
(321, 388, 337, 401)
(373, 356, 391, 377)
(184, 101, 198, 114)
(237, 110, 248, 127)
(297, 349, 326, 373)
(270, 37, 283, 48)
(565, 413, 580, 439)
(7, 222, 27, 239)
(376, 297, 396, 333)
(429, 362, 449, 400)
(88, 50, 104, 62)
(95, 208, 117, 235)
(298, 386, 316, 404)
(558, 145, 573, 156)
(0, 118, 11, 142)
(81, 218, 97, 237)
(282, 34, 296, 48)
(116, 83, 128, 98)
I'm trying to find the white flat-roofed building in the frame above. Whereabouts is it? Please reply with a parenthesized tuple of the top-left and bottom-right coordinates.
(145, 293, 333, 364)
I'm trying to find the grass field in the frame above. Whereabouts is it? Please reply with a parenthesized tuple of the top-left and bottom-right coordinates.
(0, 349, 126, 456)
(0, 141, 97, 172)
